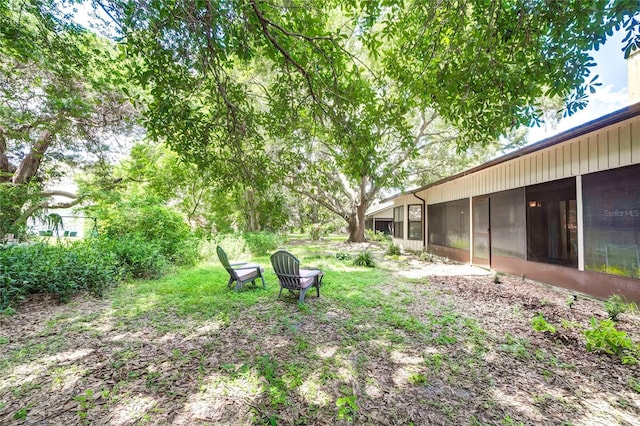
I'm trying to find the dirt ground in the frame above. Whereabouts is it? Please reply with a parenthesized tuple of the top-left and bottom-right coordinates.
(1, 248, 639, 425)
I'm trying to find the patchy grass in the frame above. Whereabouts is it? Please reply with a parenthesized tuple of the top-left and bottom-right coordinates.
(1, 239, 639, 425)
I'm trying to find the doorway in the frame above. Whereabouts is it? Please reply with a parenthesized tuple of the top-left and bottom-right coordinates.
(473, 197, 491, 268)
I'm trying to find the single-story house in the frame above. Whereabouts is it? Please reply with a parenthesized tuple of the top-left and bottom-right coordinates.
(365, 201, 394, 235)
(380, 100, 640, 302)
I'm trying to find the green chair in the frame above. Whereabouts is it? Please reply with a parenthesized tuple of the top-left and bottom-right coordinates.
(270, 250, 323, 303)
(216, 246, 266, 291)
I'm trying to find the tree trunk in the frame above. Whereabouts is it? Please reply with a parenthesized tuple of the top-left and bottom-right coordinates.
(245, 187, 260, 232)
(346, 202, 367, 242)
(12, 130, 52, 184)
(0, 132, 13, 181)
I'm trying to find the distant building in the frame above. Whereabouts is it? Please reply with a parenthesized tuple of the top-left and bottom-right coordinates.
(29, 180, 88, 239)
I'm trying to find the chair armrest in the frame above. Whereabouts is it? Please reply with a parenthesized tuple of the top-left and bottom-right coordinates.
(232, 263, 264, 271)
(300, 268, 322, 278)
(230, 262, 247, 266)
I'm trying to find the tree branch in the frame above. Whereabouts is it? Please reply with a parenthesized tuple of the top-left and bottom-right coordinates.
(12, 130, 53, 184)
(14, 195, 85, 229)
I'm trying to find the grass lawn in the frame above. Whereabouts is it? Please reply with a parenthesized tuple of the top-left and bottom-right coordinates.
(1, 239, 639, 425)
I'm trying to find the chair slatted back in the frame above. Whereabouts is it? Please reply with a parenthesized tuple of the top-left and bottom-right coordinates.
(216, 246, 237, 279)
(270, 250, 302, 290)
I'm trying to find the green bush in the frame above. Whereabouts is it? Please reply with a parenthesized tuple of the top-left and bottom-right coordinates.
(335, 251, 352, 261)
(309, 225, 325, 241)
(93, 236, 168, 280)
(584, 318, 640, 364)
(209, 234, 250, 261)
(0, 241, 120, 310)
(365, 229, 391, 242)
(209, 232, 286, 260)
(604, 294, 636, 321)
(98, 203, 200, 266)
(386, 243, 401, 256)
(531, 314, 556, 334)
(353, 251, 376, 268)
(0, 183, 41, 240)
(241, 232, 286, 256)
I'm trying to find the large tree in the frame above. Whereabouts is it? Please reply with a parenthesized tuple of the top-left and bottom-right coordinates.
(0, 0, 134, 236)
(101, 0, 639, 241)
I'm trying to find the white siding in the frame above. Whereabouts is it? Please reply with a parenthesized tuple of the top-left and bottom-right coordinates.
(370, 208, 393, 220)
(418, 116, 640, 203)
(391, 115, 640, 251)
(391, 193, 424, 251)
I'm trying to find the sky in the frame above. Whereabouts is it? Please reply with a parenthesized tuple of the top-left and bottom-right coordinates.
(527, 29, 630, 142)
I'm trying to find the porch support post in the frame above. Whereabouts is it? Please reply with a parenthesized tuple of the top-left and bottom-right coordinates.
(576, 175, 585, 271)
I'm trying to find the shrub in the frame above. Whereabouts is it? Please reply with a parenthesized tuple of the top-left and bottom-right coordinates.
(386, 243, 401, 256)
(335, 251, 351, 261)
(241, 232, 286, 256)
(419, 251, 434, 262)
(210, 234, 250, 261)
(531, 314, 556, 334)
(308, 224, 324, 241)
(98, 203, 200, 266)
(584, 318, 640, 364)
(604, 294, 636, 321)
(0, 241, 120, 310)
(94, 236, 167, 280)
(69, 240, 119, 297)
(210, 232, 286, 259)
(365, 229, 391, 242)
(353, 251, 376, 268)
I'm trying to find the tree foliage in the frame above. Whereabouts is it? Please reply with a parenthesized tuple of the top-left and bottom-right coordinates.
(0, 0, 135, 234)
(110, 0, 640, 153)
(100, 0, 640, 240)
(363, 0, 640, 148)
(4, 1, 639, 241)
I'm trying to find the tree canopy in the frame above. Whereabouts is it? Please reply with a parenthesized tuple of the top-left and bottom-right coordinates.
(3, 0, 640, 240)
(109, 0, 640, 152)
(97, 0, 639, 239)
(0, 0, 137, 237)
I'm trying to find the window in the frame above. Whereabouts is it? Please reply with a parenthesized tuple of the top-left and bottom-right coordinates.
(490, 189, 526, 259)
(526, 178, 577, 267)
(583, 164, 640, 278)
(393, 206, 404, 238)
(428, 199, 469, 250)
(408, 205, 423, 240)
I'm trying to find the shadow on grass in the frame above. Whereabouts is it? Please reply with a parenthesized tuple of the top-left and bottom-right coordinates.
(1, 242, 639, 425)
